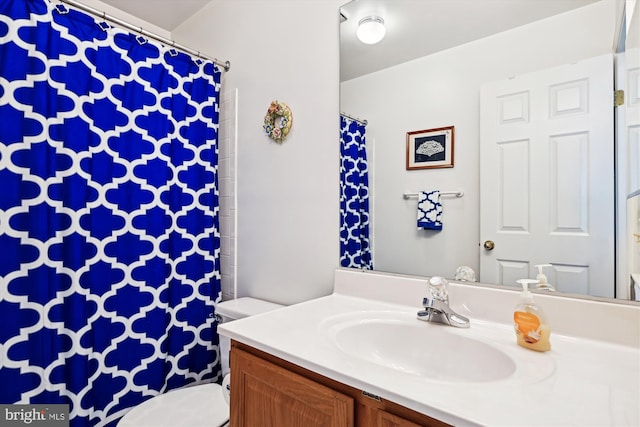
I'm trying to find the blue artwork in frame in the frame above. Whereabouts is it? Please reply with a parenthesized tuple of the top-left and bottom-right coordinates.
(406, 126, 454, 170)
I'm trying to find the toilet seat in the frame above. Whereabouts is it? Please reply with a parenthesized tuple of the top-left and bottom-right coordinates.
(117, 383, 229, 427)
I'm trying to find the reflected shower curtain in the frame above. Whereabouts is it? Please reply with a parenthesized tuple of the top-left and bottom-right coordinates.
(339, 115, 372, 269)
(0, 1, 222, 426)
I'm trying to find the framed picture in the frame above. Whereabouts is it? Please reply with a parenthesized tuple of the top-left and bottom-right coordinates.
(406, 126, 454, 170)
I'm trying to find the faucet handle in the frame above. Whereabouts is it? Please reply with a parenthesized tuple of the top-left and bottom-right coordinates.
(428, 276, 449, 302)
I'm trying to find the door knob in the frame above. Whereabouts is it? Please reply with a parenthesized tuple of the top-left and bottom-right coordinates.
(483, 240, 495, 250)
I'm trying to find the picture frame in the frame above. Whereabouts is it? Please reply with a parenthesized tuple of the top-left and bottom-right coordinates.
(406, 126, 454, 170)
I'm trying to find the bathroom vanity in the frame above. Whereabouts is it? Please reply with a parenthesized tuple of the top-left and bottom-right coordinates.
(218, 268, 640, 426)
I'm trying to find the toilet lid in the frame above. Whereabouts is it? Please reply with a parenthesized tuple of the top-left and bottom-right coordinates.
(117, 383, 229, 427)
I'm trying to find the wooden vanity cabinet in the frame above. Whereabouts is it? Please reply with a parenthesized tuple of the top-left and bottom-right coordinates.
(230, 342, 450, 427)
(230, 344, 353, 426)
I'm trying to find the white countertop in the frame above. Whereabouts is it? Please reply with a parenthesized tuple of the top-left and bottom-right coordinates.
(218, 269, 640, 427)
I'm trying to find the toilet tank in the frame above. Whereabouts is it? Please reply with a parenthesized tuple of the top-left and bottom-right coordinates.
(215, 297, 284, 323)
(215, 297, 284, 377)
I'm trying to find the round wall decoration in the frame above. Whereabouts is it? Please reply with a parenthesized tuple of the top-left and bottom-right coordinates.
(263, 100, 293, 143)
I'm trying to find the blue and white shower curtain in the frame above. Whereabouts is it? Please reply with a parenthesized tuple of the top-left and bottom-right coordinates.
(339, 115, 372, 270)
(0, 1, 222, 426)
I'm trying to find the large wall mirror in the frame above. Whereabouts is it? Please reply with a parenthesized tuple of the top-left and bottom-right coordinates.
(339, 0, 640, 302)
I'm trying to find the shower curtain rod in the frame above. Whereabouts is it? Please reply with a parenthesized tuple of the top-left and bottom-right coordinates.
(341, 112, 368, 125)
(56, 0, 231, 71)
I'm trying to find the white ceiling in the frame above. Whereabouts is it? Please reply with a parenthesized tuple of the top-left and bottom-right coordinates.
(340, 0, 600, 81)
(98, 0, 211, 31)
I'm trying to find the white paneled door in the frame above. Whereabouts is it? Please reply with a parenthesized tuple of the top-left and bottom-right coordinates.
(622, 42, 640, 299)
(480, 54, 615, 297)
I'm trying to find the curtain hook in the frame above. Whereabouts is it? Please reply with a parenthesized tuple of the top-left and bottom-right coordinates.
(54, 1, 69, 14)
(169, 41, 178, 57)
(136, 27, 147, 45)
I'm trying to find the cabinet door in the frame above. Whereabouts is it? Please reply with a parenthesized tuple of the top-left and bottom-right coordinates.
(231, 348, 354, 427)
(377, 410, 424, 427)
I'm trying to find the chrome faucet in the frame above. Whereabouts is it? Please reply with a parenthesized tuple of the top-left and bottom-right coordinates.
(417, 276, 470, 328)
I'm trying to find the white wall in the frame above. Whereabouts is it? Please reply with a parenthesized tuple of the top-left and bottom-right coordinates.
(75, 0, 171, 38)
(172, 1, 344, 305)
(341, 1, 617, 280)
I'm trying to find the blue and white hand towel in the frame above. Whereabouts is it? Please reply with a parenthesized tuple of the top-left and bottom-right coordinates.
(417, 190, 443, 230)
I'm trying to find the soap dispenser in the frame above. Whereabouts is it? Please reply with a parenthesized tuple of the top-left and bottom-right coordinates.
(534, 264, 555, 291)
(513, 279, 551, 352)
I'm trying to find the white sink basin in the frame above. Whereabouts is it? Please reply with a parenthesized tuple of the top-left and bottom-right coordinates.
(322, 311, 526, 383)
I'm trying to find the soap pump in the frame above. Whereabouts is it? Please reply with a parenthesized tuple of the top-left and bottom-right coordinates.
(534, 264, 555, 291)
(513, 279, 551, 352)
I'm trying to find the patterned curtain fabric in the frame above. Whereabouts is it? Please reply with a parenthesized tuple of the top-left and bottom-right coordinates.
(0, 1, 222, 426)
(339, 115, 372, 270)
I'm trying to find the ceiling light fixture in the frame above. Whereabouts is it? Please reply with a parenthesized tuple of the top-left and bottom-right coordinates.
(356, 16, 385, 45)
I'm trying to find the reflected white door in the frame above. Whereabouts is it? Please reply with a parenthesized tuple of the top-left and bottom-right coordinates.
(480, 54, 615, 297)
(623, 43, 640, 298)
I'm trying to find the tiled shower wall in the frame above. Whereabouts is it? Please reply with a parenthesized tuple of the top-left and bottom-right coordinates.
(218, 88, 238, 301)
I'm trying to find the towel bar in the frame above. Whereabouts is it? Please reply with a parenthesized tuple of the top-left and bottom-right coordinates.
(403, 190, 464, 199)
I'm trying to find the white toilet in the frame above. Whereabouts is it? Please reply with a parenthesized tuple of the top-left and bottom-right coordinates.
(117, 297, 284, 427)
